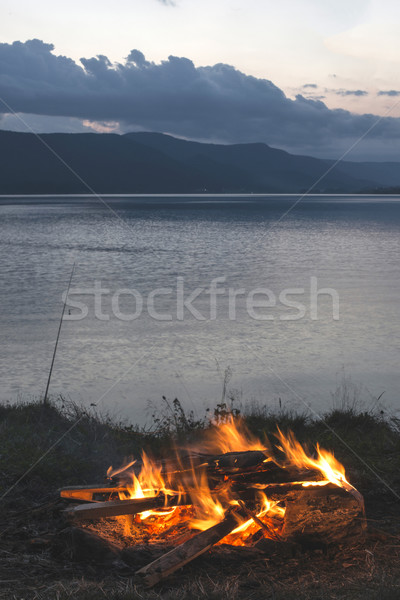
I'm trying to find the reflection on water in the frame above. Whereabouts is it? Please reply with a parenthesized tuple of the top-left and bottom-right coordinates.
(0, 195, 399, 424)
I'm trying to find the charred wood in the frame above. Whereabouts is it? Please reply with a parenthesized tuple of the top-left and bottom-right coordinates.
(135, 508, 241, 587)
(65, 493, 191, 521)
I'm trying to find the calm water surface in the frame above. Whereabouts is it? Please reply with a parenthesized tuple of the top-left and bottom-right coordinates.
(0, 195, 399, 424)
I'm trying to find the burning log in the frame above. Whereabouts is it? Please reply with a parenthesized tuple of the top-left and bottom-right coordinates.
(60, 467, 322, 505)
(237, 499, 281, 542)
(133, 484, 366, 587)
(110, 450, 269, 482)
(59, 418, 367, 585)
(135, 507, 241, 587)
(60, 485, 128, 502)
(110, 450, 322, 488)
(65, 493, 191, 520)
(236, 481, 335, 501)
(198, 450, 269, 472)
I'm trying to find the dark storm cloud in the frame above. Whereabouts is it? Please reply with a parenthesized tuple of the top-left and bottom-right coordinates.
(334, 89, 368, 97)
(1, 39, 400, 159)
(378, 90, 400, 96)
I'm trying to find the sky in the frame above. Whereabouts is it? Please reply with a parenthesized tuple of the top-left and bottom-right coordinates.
(0, 0, 400, 160)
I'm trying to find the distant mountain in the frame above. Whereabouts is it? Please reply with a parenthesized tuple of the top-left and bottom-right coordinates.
(0, 130, 399, 194)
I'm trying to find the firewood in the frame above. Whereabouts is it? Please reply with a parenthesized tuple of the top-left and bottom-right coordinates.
(203, 450, 268, 472)
(60, 485, 129, 502)
(226, 481, 329, 509)
(110, 451, 300, 484)
(227, 466, 323, 486)
(65, 493, 191, 520)
(109, 457, 323, 500)
(237, 499, 281, 541)
(109, 450, 270, 487)
(135, 508, 241, 587)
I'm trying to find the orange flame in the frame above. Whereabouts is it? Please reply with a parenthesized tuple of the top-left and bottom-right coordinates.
(186, 469, 226, 530)
(109, 451, 181, 525)
(222, 493, 285, 545)
(196, 416, 267, 454)
(107, 416, 356, 545)
(275, 428, 353, 492)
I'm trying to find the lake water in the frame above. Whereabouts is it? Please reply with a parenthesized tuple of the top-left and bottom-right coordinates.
(0, 195, 399, 425)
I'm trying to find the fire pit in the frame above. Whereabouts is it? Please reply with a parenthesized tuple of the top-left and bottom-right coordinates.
(60, 418, 366, 586)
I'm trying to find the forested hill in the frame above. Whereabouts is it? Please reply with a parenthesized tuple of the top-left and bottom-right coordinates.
(0, 130, 399, 194)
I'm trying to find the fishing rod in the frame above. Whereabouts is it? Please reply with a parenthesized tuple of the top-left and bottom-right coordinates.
(43, 262, 76, 405)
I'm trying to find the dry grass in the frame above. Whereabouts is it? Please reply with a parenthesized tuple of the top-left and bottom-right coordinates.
(1, 398, 400, 599)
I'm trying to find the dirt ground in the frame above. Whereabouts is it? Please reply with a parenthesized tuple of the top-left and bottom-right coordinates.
(1, 483, 400, 600)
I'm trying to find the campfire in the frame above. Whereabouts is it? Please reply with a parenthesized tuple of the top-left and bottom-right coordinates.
(61, 418, 366, 586)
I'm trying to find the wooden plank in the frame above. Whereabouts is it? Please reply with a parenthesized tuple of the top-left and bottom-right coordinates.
(109, 451, 271, 485)
(227, 466, 323, 487)
(64, 493, 191, 520)
(60, 485, 129, 502)
(135, 508, 240, 587)
(236, 480, 330, 499)
(237, 499, 281, 541)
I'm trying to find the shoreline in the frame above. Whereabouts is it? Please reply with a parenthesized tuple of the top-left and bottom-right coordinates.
(1, 397, 399, 599)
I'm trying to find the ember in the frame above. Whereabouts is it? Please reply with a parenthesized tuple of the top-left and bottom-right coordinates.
(61, 417, 366, 586)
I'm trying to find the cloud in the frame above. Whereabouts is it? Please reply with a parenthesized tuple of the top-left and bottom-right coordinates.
(0, 39, 400, 160)
(325, 23, 400, 63)
(378, 90, 400, 97)
(334, 89, 368, 97)
(302, 83, 317, 89)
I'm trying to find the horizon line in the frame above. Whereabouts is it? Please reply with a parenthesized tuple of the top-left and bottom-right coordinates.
(1, 193, 400, 198)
